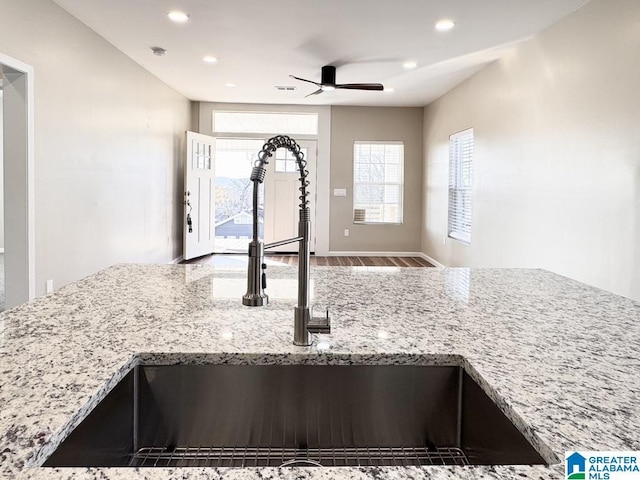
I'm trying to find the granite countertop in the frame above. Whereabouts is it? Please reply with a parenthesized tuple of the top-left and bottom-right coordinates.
(1, 263, 640, 479)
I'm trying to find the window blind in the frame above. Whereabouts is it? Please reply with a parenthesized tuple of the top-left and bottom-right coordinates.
(448, 129, 474, 243)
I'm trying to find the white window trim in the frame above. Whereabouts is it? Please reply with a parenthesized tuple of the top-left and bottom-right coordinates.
(352, 141, 404, 225)
(447, 128, 474, 245)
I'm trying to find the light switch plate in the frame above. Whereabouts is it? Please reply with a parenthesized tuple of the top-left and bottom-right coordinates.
(333, 188, 347, 197)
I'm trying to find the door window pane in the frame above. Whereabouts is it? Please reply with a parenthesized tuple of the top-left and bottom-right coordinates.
(193, 141, 212, 170)
(274, 148, 307, 173)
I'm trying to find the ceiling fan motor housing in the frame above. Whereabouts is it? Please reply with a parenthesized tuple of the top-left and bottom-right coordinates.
(321, 66, 337, 86)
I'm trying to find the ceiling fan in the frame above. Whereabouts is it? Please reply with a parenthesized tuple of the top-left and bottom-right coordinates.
(290, 65, 384, 97)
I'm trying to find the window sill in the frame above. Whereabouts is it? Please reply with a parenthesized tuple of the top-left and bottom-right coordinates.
(448, 233, 471, 245)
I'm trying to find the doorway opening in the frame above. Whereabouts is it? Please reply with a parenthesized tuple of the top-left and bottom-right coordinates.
(213, 138, 317, 254)
(210, 111, 320, 255)
(213, 138, 264, 253)
(0, 52, 35, 310)
(182, 110, 323, 262)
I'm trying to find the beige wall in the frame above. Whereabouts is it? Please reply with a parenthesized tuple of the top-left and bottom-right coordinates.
(422, 0, 640, 300)
(195, 103, 423, 254)
(331, 106, 423, 252)
(0, 0, 191, 296)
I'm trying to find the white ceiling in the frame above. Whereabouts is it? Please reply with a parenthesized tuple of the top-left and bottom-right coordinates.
(51, 0, 591, 107)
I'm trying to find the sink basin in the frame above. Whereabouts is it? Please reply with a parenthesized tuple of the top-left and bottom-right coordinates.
(43, 364, 547, 468)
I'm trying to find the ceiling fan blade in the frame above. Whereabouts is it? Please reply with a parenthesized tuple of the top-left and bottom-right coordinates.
(336, 83, 384, 91)
(289, 75, 321, 86)
(305, 88, 324, 97)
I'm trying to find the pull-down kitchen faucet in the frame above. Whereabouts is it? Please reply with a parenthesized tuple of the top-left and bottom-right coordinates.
(242, 135, 330, 346)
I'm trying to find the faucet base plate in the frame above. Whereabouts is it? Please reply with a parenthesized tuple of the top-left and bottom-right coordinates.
(242, 294, 268, 307)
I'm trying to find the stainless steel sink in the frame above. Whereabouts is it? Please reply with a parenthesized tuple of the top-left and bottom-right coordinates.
(43, 364, 547, 468)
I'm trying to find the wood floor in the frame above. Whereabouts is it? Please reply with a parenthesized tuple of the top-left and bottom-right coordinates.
(183, 254, 434, 268)
(269, 255, 433, 267)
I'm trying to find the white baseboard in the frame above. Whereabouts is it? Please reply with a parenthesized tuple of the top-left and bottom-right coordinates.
(418, 252, 445, 268)
(170, 255, 184, 264)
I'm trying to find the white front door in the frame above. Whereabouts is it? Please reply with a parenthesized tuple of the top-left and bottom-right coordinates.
(183, 131, 216, 260)
(263, 140, 317, 253)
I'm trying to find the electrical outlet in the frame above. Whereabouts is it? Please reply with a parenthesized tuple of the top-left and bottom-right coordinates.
(46, 279, 54, 294)
(344, 229, 350, 237)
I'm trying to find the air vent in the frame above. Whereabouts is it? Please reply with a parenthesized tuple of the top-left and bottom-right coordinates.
(275, 86, 297, 91)
(150, 46, 167, 57)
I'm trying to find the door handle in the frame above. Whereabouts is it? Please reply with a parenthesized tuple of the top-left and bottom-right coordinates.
(185, 191, 193, 233)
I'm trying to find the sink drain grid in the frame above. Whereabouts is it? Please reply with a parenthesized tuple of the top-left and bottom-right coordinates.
(129, 445, 469, 467)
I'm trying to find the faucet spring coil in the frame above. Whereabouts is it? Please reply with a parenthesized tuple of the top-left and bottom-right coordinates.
(250, 166, 267, 183)
(255, 135, 310, 209)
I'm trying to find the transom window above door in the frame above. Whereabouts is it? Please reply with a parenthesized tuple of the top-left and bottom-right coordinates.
(213, 111, 319, 135)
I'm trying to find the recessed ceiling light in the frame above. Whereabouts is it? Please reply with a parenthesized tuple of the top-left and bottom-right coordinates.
(225, 83, 236, 88)
(167, 10, 189, 23)
(203, 56, 218, 64)
(403, 61, 417, 70)
(384, 87, 395, 93)
(435, 19, 456, 32)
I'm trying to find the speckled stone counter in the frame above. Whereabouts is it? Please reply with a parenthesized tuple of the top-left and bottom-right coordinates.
(1, 264, 639, 479)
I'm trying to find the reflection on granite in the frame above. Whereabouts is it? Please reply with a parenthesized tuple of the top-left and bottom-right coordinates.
(1, 264, 640, 479)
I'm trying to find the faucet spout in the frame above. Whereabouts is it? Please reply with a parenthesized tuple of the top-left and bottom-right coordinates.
(241, 240, 267, 307)
(242, 135, 331, 346)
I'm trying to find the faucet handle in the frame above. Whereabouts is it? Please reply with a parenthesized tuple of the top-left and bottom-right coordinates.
(308, 306, 331, 334)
